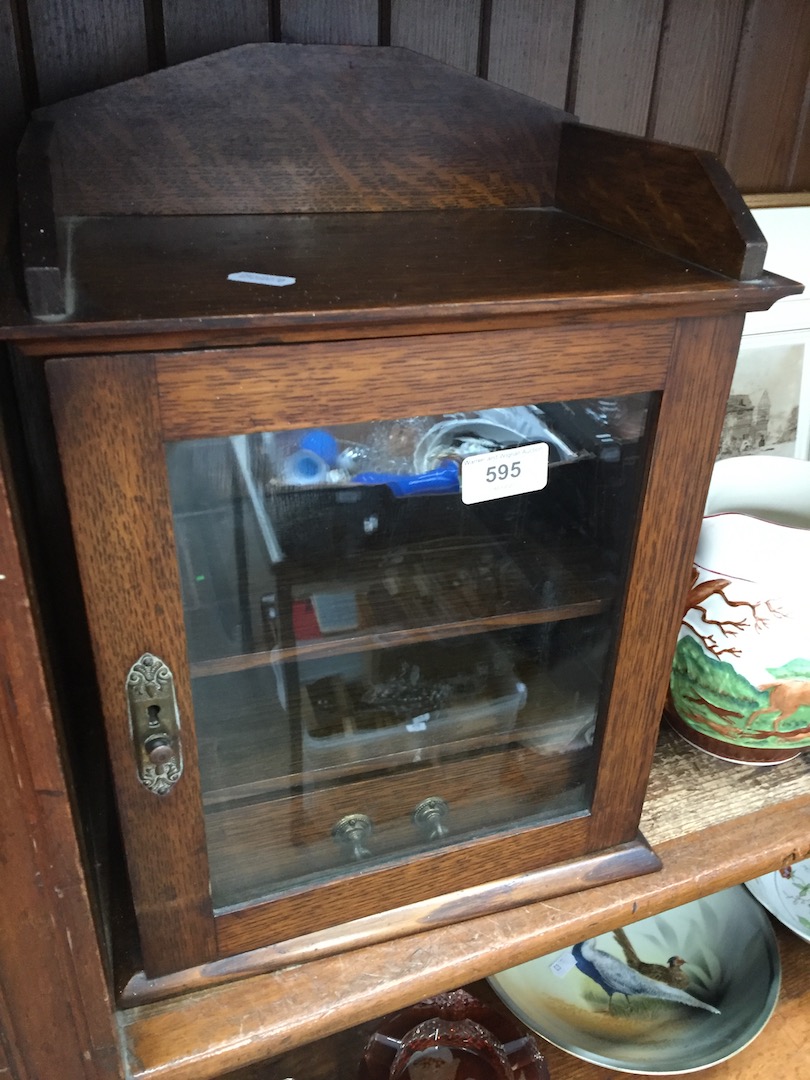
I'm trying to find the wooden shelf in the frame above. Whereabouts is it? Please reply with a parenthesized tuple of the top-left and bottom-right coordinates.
(189, 531, 612, 677)
(119, 729, 810, 1080)
(222, 922, 810, 1079)
(195, 654, 597, 807)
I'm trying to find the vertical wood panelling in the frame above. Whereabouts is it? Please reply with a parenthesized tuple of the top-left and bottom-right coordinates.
(3, 0, 810, 193)
(722, 0, 810, 193)
(486, 0, 575, 109)
(0, 1, 25, 169)
(649, 0, 746, 152)
(280, 0, 378, 44)
(162, 0, 269, 66)
(390, 0, 482, 73)
(25, 0, 148, 104)
(789, 86, 810, 190)
(570, 0, 664, 134)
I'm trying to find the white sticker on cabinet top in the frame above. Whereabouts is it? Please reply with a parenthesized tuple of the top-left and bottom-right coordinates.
(461, 442, 549, 504)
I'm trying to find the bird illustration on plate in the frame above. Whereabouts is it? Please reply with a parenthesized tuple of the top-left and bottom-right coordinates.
(571, 932, 720, 1016)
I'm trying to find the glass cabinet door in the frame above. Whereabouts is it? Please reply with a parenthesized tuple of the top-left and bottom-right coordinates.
(164, 395, 655, 913)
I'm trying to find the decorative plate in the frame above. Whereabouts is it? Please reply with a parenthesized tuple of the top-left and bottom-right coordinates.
(488, 886, 780, 1075)
(746, 857, 810, 943)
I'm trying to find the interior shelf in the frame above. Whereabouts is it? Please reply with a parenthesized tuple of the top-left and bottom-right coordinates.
(188, 531, 613, 678)
(195, 660, 597, 806)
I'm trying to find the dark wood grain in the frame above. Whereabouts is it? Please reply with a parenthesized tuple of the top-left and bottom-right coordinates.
(162, 0, 269, 65)
(587, 315, 745, 849)
(12, 208, 771, 343)
(5, 1, 810, 196)
(35, 44, 562, 217)
(722, 0, 810, 193)
(24, 0, 148, 105)
(154, 321, 674, 440)
(0, 418, 122, 1079)
(556, 123, 768, 280)
(649, 0, 746, 151)
(0, 21, 808, 1080)
(46, 354, 218, 978)
(390, 0, 482, 73)
(486, 0, 576, 108)
(569, 0, 664, 135)
(5, 278, 800, 357)
(280, 0, 379, 44)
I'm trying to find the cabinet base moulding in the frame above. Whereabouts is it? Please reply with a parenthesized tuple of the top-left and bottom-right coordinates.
(120, 834, 661, 1006)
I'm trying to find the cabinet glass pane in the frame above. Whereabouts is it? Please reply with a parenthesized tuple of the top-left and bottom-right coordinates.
(165, 395, 655, 912)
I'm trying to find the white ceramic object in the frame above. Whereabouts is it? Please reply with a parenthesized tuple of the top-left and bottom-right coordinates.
(413, 408, 576, 472)
(488, 886, 780, 1075)
(669, 455, 810, 763)
(746, 856, 810, 944)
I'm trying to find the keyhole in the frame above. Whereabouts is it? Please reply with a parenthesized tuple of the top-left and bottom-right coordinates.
(147, 704, 161, 728)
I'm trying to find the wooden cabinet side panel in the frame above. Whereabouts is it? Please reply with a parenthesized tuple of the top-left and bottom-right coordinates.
(556, 124, 766, 280)
(588, 314, 745, 848)
(46, 354, 217, 977)
(0, 429, 123, 1078)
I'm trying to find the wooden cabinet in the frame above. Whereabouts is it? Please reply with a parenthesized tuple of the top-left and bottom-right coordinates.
(45, 327, 683, 975)
(2, 41, 805, 1076)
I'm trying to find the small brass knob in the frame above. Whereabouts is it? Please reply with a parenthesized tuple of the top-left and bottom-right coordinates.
(412, 796, 449, 840)
(144, 733, 174, 766)
(332, 813, 373, 861)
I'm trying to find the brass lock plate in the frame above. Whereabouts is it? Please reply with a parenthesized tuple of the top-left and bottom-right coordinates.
(126, 653, 183, 795)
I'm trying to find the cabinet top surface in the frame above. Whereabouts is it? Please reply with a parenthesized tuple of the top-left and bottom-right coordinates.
(6, 43, 802, 341)
(1, 208, 799, 350)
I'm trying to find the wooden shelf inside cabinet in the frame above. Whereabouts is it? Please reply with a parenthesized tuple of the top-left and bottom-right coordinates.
(119, 731, 810, 1080)
(189, 529, 611, 677)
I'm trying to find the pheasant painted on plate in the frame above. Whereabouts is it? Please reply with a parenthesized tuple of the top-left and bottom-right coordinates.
(488, 886, 780, 1074)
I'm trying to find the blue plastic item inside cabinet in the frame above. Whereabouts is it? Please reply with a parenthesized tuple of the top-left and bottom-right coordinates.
(352, 459, 460, 497)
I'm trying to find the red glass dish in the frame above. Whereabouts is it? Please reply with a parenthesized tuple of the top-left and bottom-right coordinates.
(358, 989, 549, 1080)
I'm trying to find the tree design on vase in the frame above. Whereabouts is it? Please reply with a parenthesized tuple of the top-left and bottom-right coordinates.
(671, 566, 810, 750)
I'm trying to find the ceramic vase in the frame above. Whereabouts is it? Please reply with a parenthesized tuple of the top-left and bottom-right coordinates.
(669, 455, 810, 763)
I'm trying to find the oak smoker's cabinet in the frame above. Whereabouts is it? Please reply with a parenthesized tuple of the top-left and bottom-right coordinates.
(7, 44, 799, 986)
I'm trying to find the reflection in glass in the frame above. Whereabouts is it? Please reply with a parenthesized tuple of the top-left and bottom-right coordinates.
(165, 395, 655, 911)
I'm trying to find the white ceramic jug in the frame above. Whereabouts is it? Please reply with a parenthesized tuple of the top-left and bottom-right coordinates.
(669, 455, 810, 763)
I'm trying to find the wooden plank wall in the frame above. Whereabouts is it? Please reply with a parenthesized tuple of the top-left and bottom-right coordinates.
(1, 0, 808, 194)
